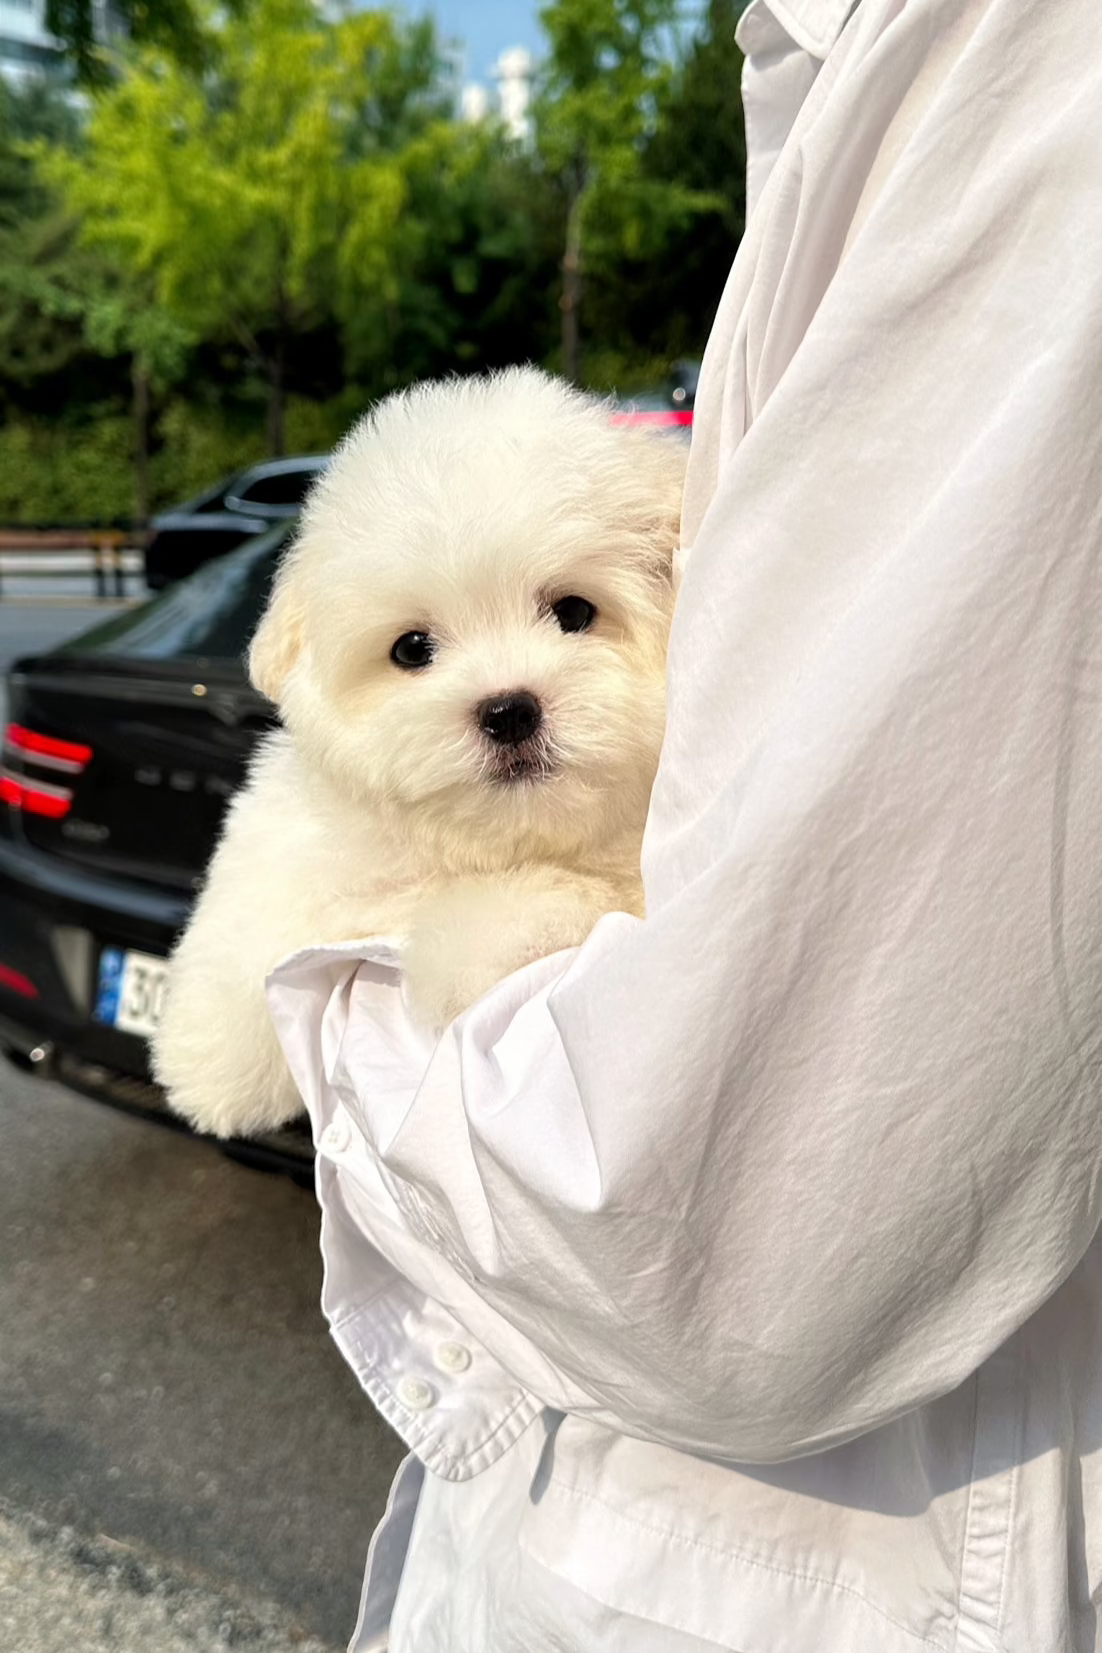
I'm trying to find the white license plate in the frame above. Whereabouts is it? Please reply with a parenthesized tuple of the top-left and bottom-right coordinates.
(94, 946, 169, 1038)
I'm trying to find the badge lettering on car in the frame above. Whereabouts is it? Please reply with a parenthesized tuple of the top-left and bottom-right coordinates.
(133, 766, 235, 798)
(61, 819, 110, 843)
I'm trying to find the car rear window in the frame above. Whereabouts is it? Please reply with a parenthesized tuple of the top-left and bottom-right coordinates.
(233, 466, 323, 508)
(59, 526, 290, 667)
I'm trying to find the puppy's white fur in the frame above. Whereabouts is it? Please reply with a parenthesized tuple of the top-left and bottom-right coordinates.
(153, 368, 685, 1138)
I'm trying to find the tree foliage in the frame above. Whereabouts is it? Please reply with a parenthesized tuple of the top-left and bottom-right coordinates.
(603, 0, 747, 361)
(0, 78, 106, 414)
(40, 0, 452, 452)
(535, 0, 720, 380)
(1, 0, 750, 522)
(44, 0, 212, 84)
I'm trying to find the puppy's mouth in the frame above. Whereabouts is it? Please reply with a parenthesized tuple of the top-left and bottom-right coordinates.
(483, 739, 556, 786)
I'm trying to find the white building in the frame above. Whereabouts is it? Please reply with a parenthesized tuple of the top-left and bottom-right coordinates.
(0, 0, 63, 82)
(461, 45, 534, 144)
(493, 46, 533, 144)
(0, 0, 128, 85)
(459, 80, 489, 123)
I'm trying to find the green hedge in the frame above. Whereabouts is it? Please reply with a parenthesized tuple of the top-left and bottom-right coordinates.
(0, 395, 363, 524)
(0, 367, 676, 525)
(0, 413, 134, 523)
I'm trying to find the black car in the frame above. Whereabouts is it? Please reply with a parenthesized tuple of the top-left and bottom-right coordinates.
(0, 525, 313, 1180)
(144, 454, 327, 590)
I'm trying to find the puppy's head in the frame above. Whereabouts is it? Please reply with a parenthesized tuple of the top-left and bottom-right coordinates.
(250, 368, 685, 870)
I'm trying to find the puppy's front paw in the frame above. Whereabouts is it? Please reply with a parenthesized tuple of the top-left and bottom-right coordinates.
(154, 969, 303, 1139)
(402, 870, 625, 1031)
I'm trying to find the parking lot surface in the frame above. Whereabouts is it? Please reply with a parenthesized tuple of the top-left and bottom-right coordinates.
(0, 1062, 404, 1647)
(0, 1499, 337, 1653)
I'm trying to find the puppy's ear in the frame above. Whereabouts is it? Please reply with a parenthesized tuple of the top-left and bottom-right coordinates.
(639, 478, 685, 592)
(249, 572, 305, 702)
(645, 504, 682, 587)
(633, 434, 687, 588)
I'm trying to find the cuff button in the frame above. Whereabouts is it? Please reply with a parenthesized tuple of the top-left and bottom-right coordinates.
(321, 1117, 351, 1155)
(434, 1341, 473, 1375)
(397, 1376, 436, 1411)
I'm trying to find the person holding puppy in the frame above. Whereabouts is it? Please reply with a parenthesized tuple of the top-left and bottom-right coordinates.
(232, 0, 1102, 1645)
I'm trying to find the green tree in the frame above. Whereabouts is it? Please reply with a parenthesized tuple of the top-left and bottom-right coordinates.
(535, 0, 712, 382)
(575, 0, 747, 373)
(30, 258, 195, 522)
(44, 0, 212, 85)
(638, 0, 746, 351)
(0, 78, 111, 424)
(340, 117, 562, 388)
(41, 0, 445, 454)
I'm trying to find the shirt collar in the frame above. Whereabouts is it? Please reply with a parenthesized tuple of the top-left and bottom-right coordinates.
(739, 0, 859, 59)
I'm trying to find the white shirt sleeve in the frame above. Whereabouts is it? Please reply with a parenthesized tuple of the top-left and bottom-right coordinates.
(271, 0, 1102, 1466)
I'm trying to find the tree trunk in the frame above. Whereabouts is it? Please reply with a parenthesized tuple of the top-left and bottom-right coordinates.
(131, 355, 151, 529)
(561, 177, 586, 385)
(266, 331, 286, 458)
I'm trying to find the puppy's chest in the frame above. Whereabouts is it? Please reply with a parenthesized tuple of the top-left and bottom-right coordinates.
(312, 869, 422, 944)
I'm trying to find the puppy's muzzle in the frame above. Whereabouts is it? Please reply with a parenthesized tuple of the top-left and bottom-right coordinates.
(476, 691, 552, 783)
(477, 691, 543, 747)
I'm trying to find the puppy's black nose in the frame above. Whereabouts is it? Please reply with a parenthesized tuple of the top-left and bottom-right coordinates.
(477, 691, 542, 746)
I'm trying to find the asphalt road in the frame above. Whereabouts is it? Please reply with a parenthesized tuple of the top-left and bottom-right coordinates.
(0, 1064, 405, 1647)
(0, 600, 406, 1649)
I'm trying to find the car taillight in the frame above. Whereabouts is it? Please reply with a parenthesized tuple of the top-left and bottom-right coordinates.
(5, 723, 93, 770)
(609, 410, 694, 428)
(1, 722, 94, 819)
(0, 961, 39, 998)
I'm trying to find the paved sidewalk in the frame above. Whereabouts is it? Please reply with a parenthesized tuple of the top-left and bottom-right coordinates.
(0, 1501, 340, 1652)
(0, 545, 144, 604)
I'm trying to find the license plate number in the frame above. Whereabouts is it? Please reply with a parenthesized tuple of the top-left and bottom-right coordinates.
(94, 947, 169, 1037)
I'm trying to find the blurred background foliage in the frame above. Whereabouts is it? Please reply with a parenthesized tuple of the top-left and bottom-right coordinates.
(1, 0, 745, 522)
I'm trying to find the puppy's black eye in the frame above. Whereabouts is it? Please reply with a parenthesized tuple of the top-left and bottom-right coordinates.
(550, 596, 597, 634)
(390, 631, 435, 670)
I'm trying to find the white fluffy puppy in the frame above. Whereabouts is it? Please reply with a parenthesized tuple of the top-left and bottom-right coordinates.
(153, 368, 686, 1139)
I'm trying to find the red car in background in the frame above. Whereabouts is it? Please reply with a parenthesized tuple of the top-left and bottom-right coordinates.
(611, 358, 698, 435)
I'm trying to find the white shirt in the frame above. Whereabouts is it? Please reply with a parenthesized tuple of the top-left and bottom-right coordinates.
(267, 0, 1102, 1646)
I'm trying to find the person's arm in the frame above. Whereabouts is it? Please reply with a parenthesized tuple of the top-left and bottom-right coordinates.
(275, 0, 1102, 1465)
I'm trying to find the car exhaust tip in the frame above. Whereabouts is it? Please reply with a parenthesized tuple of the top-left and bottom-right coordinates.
(2, 1037, 55, 1078)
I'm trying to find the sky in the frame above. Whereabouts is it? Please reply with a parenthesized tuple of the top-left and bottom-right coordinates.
(415, 1, 545, 85)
